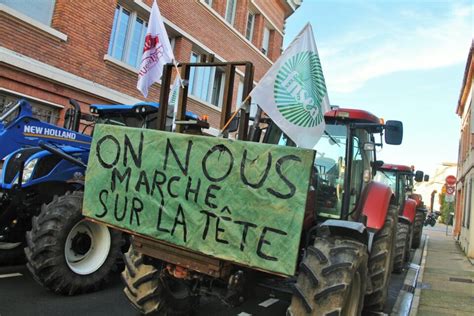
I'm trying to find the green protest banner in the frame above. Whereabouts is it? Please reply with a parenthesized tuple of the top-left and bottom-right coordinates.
(83, 125, 315, 276)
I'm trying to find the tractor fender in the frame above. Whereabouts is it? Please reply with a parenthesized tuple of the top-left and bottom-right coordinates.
(318, 219, 369, 246)
(398, 215, 412, 226)
(402, 198, 417, 223)
(361, 181, 393, 231)
(409, 193, 423, 207)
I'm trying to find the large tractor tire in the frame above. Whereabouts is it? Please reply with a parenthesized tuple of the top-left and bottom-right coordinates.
(24, 191, 123, 295)
(287, 236, 368, 316)
(393, 222, 409, 273)
(122, 245, 197, 315)
(405, 226, 413, 263)
(411, 211, 424, 249)
(364, 205, 397, 312)
(0, 241, 25, 266)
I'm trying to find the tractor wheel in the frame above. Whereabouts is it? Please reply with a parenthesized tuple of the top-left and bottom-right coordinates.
(364, 205, 397, 311)
(24, 191, 123, 295)
(393, 222, 409, 273)
(411, 212, 424, 249)
(0, 241, 25, 266)
(287, 236, 368, 316)
(122, 245, 197, 315)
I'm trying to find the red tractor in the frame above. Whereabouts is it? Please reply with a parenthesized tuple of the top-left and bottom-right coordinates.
(374, 164, 426, 272)
(408, 192, 429, 249)
(81, 61, 404, 315)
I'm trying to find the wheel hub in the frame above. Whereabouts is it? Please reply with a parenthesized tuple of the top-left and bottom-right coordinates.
(64, 220, 111, 275)
(70, 232, 92, 255)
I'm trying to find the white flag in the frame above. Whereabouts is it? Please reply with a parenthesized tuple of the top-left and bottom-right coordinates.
(137, 0, 174, 97)
(250, 23, 330, 149)
(167, 76, 181, 131)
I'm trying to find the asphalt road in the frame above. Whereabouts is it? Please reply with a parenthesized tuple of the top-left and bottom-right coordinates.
(0, 246, 419, 316)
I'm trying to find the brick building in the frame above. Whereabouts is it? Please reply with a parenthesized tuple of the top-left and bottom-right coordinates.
(0, 0, 301, 133)
(454, 40, 474, 258)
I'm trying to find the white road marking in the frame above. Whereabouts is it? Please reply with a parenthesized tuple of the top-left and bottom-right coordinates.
(237, 313, 252, 316)
(258, 298, 279, 308)
(0, 272, 22, 279)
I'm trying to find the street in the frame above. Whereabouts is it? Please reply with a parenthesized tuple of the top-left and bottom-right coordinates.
(0, 244, 417, 316)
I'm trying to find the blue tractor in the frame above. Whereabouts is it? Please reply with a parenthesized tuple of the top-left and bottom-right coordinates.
(0, 99, 163, 294)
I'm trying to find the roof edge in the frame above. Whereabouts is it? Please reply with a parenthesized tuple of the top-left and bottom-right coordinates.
(456, 40, 474, 117)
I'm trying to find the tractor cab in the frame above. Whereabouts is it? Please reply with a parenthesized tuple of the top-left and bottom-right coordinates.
(374, 164, 429, 210)
(256, 107, 403, 227)
(374, 163, 427, 269)
(374, 164, 421, 206)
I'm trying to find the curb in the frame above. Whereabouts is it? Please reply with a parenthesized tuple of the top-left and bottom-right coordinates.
(390, 234, 428, 316)
(408, 234, 429, 316)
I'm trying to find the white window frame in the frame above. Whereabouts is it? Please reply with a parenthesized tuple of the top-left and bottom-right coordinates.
(108, 4, 149, 68)
(0, 4, 67, 42)
(225, 0, 237, 25)
(261, 25, 270, 55)
(245, 11, 255, 41)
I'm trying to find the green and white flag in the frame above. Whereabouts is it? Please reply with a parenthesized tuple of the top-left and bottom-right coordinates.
(250, 23, 330, 149)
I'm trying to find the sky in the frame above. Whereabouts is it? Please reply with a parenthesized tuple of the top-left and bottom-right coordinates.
(283, 0, 473, 176)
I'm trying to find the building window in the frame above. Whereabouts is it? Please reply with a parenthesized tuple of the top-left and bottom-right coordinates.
(188, 52, 225, 108)
(0, 92, 59, 124)
(245, 12, 255, 41)
(467, 178, 472, 228)
(235, 80, 244, 108)
(1, 0, 56, 25)
(225, 0, 237, 25)
(108, 4, 149, 68)
(261, 26, 270, 55)
(203, 0, 213, 5)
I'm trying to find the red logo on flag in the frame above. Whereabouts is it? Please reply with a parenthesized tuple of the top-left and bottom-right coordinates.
(143, 34, 161, 53)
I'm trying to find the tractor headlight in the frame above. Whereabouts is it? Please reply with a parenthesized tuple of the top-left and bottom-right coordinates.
(22, 158, 38, 183)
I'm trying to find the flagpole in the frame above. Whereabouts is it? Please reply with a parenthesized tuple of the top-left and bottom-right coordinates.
(172, 60, 185, 88)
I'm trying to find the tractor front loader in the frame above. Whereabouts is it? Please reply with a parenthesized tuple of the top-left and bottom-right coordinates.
(0, 101, 178, 295)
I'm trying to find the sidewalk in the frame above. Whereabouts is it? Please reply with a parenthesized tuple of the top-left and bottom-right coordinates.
(416, 225, 474, 315)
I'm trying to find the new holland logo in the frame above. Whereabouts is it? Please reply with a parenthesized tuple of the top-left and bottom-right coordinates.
(23, 125, 77, 140)
(274, 51, 327, 128)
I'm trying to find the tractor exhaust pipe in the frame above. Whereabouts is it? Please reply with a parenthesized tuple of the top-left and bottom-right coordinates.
(69, 99, 82, 132)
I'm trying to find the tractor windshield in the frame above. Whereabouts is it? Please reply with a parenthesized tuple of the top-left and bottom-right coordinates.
(374, 169, 404, 205)
(0, 101, 20, 126)
(374, 170, 397, 192)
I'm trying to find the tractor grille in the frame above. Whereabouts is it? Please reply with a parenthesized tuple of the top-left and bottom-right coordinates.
(33, 155, 62, 179)
(3, 148, 42, 184)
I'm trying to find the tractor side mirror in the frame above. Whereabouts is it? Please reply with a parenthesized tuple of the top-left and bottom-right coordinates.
(384, 120, 403, 145)
(424, 174, 430, 182)
(414, 170, 424, 182)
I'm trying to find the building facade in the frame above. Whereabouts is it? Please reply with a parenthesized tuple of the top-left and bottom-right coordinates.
(0, 0, 301, 132)
(454, 41, 474, 258)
